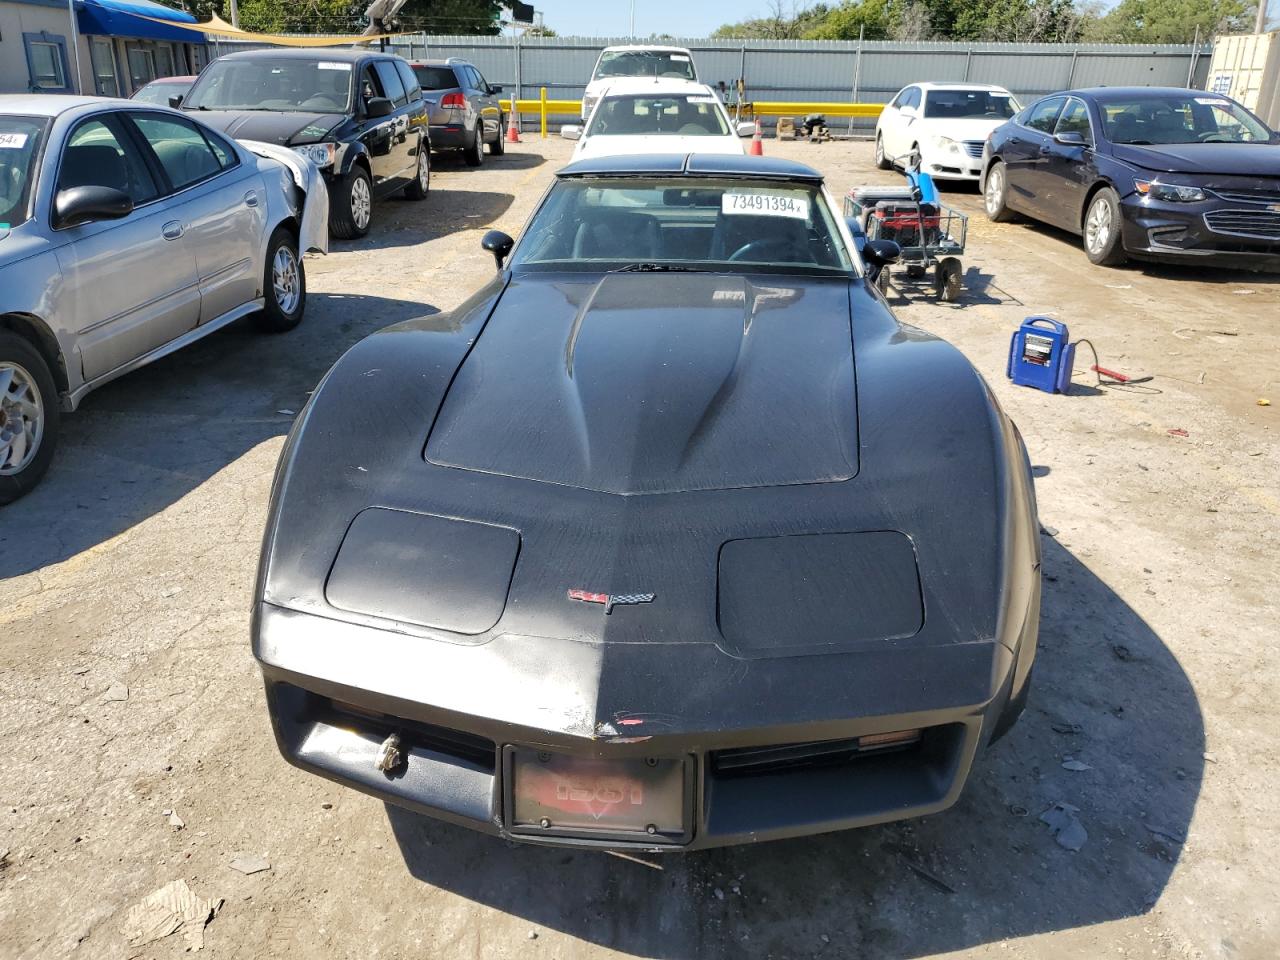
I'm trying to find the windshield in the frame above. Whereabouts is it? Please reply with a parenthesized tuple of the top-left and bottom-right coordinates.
(132, 79, 192, 106)
(586, 94, 729, 137)
(413, 65, 458, 91)
(512, 178, 852, 275)
(1098, 94, 1272, 144)
(0, 116, 48, 228)
(595, 50, 696, 81)
(184, 58, 352, 113)
(923, 89, 1019, 119)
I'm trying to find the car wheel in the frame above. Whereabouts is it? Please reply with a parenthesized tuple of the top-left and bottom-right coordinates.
(254, 227, 307, 333)
(1083, 188, 1128, 266)
(403, 142, 431, 200)
(906, 264, 927, 280)
(984, 161, 1016, 223)
(875, 265, 891, 295)
(488, 115, 505, 155)
(874, 133, 891, 170)
(464, 124, 483, 167)
(0, 332, 60, 506)
(330, 166, 373, 239)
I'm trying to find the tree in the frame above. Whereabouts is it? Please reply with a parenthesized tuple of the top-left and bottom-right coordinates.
(1082, 0, 1253, 41)
(803, 0, 893, 39)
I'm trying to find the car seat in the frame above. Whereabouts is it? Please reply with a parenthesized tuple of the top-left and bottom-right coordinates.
(710, 211, 811, 263)
(60, 144, 130, 194)
(571, 210, 660, 260)
(1110, 112, 1140, 142)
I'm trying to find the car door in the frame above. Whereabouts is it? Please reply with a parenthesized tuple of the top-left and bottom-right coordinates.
(393, 58, 428, 147)
(470, 65, 501, 143)
(1002, 96, 1065, 217)
(51, 111, 201, 384)
(355, 61, 400, 189)
(1038, 96, 1096, 232)
(885, 86, 917, 158)
(127, 111, 264, 325)
(372, 59, 415, 182)
(878, 88, 904, 155)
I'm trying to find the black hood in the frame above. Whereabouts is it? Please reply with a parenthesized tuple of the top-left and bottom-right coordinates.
(1111, 141, 1280, 177)
(185, 110, 344, 146)
(425, 273, 858, 495)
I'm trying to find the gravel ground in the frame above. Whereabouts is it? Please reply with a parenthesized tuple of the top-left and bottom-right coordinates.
(1, 136, 1277, 960)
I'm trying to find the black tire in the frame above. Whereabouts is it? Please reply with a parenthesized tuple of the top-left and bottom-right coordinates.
(906, 264, 927, 280)
(403, 140, 430, 200)
(936, 257, 963, 302)
(254, 227, 306, 333)
(874, 132, 891, 170)
(330, 166, 372, 240)
(983, 161, 1017, 223)
(875, 266, 891, 295)
(1082, 187, 1128, 267)
(488, 115, 505, 155)
(464, 124, 483, 167)
(0, 331, 60, 506)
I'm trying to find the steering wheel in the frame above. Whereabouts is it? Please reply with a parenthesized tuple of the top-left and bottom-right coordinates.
(1197, 133, 1229, 142)
(727, 237, 799, 263)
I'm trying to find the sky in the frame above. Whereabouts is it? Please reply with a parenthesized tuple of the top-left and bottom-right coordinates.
(529, 1, 768, 38)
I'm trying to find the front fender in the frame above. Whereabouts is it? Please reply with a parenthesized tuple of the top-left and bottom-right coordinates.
(336, 141, 371, 178)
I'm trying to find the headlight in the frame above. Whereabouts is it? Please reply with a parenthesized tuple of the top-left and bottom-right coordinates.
(1135, 179, 1206, 203)
(933, 135, 962, 154)
(291, 143, 336, 169)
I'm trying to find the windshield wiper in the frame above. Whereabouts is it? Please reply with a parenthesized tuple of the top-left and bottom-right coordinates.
(611, 262, 707, 273)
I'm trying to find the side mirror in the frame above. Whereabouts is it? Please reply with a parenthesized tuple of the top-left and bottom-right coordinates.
(1054, 130, 1087, 147)
(863, 239, 901, 268)
(560, 124, 583, 141)
(489, 84, 503, 94)
(735, 120, 756, 137)
(365, 96, 393, 119)
(168, 94, 184, 108)
(481, 229, 514, 269)
(53, 185, 134, 229)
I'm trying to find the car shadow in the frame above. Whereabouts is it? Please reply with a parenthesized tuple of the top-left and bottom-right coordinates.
(0, 292, 433, 580)
(337, 189, 516, 253)
(386, 535, 1203, 958)
(430, 150, 547, 172)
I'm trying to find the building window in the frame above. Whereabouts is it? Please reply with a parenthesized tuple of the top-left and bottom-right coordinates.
(23, 33, 70, 92)
(90, 38, 120, 98)
(154, 43, 176, 79)
(126, 44, 156, 91)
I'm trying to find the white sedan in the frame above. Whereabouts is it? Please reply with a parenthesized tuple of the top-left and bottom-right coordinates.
(875, 83, 1021, 181)
(562, 79, 753, 161)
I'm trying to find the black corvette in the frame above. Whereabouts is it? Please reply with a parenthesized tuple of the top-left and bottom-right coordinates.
(981, 87, 1280, 270)
(253, 154, 1040, 850)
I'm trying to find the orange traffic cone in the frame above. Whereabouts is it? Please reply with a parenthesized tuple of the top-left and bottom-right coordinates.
(506, 116, 521, 144)
(748, 118, 763, 156)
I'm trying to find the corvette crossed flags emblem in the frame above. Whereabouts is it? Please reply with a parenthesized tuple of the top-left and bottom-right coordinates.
(568, 589, 655, 614)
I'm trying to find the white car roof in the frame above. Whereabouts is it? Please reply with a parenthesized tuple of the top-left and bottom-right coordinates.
(909, 82, 1012, 93)
(598, 45, 693, 55)
(597, 78, 715, 98)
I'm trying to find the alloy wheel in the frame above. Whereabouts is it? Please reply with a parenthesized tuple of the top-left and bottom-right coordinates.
(418, 150, 430, 192)
(272, 245, 301, 315)
(1086, 197, 1112, 254)
(0, 361, 44, 476)
(985, 167, 1003, 215)
(350, 176, 372, 231)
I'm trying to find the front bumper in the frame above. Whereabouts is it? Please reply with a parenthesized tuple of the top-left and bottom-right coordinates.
(1120, 194, 1280, 270)
(922, 146, 983, 181)
(254, 601, 1027, 851)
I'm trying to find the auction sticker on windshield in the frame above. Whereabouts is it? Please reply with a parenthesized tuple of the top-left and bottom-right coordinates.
(722, 191, 808, 219)
(318, 62, 352, 71)
(0, 133, 28, 149)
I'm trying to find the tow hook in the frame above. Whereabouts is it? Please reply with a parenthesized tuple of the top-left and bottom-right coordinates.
(374, 732, 404, 773)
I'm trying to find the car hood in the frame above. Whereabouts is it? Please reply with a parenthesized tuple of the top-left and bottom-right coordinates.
(917, 117, 1010, 142)
(573, 134, 744, 159)
(425, 272, 857, 495)
(1110, 141, 1280, 176)
(185, 110, 345, 146)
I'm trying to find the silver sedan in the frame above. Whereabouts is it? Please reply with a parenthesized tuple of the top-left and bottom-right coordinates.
(1, 95, 315, 504)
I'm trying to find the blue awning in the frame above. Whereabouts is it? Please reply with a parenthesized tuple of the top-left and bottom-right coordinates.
(75, 0, 205, 43)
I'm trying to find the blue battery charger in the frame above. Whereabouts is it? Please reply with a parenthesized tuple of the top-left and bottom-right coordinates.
(1008, 317, 1076, 394)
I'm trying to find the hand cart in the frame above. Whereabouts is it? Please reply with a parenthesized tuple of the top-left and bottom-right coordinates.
(844, 167, 968, 302)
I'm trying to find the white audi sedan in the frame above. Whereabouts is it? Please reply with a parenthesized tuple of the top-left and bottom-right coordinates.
(0, 95, 322, 504)
(562, 79, 753, 161)
(875, 83, 1021, 181)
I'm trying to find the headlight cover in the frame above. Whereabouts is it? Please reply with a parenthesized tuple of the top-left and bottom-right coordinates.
(291, 142, 337, 169)
(933, 135, 961, 153)
(1135, 179, 1206, 203)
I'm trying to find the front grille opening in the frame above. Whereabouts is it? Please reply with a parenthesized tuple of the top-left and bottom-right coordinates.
(712, 728, 926, 777)
(324, 697, 497, 770)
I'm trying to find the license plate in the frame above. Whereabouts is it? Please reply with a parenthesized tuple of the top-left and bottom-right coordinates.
(508, 749, 687, 841)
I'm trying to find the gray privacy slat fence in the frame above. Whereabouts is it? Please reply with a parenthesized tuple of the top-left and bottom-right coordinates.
(209, 35, 1212, 132)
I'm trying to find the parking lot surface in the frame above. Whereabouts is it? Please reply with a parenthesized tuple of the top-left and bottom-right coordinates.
(1, 138, 1277, 960)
